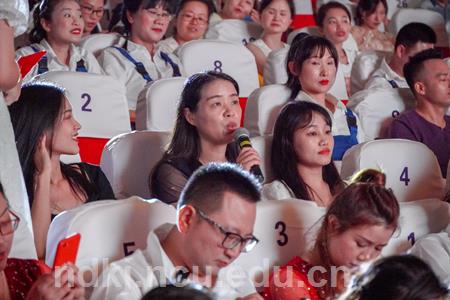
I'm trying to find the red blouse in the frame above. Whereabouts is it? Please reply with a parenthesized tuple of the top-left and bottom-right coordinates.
(4, 258, 42, 300)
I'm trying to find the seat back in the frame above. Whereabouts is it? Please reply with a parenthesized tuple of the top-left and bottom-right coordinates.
(341, 139, 445, 202)
(79, 33, 122, 57)
(263, 47, 289, 85)
(100, 131, 171, 199)
(135, 77, 187, 131)
(350, 51, 387, 93)
(231, 199, 326, 286)
(250, 135, 274, 183)
(388, 8, 448, 47)
(291, 0, 316, 29)
(243, 84, 290, 137)
(348, 88, 415, 141)
(46, 198, 176, 282)
(37, 71, 131, 164)
(383, 199, 450, 255)
(287, 26, 320, 44)
(205, 19, 263, 46)
(178, 39, 259, 98)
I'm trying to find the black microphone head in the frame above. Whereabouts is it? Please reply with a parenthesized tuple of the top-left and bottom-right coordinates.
(234, 127, 250, 140)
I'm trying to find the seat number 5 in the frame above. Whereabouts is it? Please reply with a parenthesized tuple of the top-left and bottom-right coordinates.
(275, 221, 288, 246)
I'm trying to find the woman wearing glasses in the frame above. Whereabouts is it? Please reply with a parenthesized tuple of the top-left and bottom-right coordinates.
(98, 0, 184, 119)
(79, 0, 105, 36)
(157, 0, 214, 54)
(0, 182, 85, 300)
(15, 0, 104, 82)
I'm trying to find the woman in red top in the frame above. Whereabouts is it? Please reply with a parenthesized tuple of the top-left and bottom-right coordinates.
(265, 183, 400, 300)
(0, 182, 85, 300)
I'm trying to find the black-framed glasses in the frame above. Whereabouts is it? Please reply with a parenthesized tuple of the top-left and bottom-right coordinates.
(80, 4, 104, 17)
(195, 207, 259, 253)
(0, 209, 20, 236)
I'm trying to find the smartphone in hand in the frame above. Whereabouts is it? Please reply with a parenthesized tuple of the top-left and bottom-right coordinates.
(53, 233, 81, 269)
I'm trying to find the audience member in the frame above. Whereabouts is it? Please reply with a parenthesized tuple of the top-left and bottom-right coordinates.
(0, 182, 85, 300)
(8, 81, 115, 259)
(262, 101, 344, 206)
(365, 22, 436, 90)
(286, 34, 365, 160)
(265, 183, 400, 300)
(16, 0, 104, 82)
(150, 71, 261, 204)
(420, 0, 450, 23)
(339, 255, 448, 300)
(351, 0, 394, 52)
(317, 1, 357, 95)
(98, 0, 184, 116)
(386, 48, 450, 178)
(349, 168, 386, 186)
(210, 0, 258, 23)
(246, 0, 293, 74)
(80, 0, 106, 36)
(92, 163, 263, 300)
(158, 0, 214, 54)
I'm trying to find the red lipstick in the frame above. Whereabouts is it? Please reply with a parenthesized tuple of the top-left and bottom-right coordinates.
(319, 148, 331, 155)
(319, 80, 329, 86)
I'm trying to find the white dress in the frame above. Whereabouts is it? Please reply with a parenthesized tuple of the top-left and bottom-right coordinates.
(0, 0, 37, 259)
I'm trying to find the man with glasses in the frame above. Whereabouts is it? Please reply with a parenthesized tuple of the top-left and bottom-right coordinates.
(91, 163, 263, 300)
(80, 0, 105, 36)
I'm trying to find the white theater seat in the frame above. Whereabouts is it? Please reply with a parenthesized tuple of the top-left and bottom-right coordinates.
(46, 198, 176, 283)
(348, 88, 415, 141)
(244, 84, 290, 137)
(79, 33, 122, 57)
(341, 139, 446, 202)
(135, 77, 187, 131)
(178, 40, 259, 98)
(263, 47, 289, 85)
(250, 135, 274, 183)
(287, 26, 320, 44)
(36, 71, 131, 164)
(351, 50, 388, 93)
(100, 131, 171, 199)
(388, 8, 448, 47)
(231, 199, 326, 286)
(205, 19, 263, 46)
(383, 199, 450, 255)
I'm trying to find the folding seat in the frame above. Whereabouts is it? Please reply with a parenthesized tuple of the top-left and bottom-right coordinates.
(79, 32, 122, 57)
(45, 197, 176, 288)
(100, 130, 171, 199)
(263, 47, 289, 85)
(205, 19, 263, 46)
(231, 199, 326, 286)
(243, 84, 291, 137)
(290, 0, 316, 29)
(347, 88, 415, 141)
(177, 40, 259, 123)
(341, 139, 446, 202)
(382, 198, 450, 255)
(250, 135, 274, 183)
(135, 77, 187, 131)
(37, 71, 131, 165)
(350, 50, 388, 93)
(388, 8, 448, 48)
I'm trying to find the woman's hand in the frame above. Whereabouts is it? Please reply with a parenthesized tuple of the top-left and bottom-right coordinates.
(3, 79, 21, 105)
(34, 135, 52, 177)
(236, 147, 262, 173)
(26, 264, 85, 300)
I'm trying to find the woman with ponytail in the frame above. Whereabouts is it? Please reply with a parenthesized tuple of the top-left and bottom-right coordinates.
(16, 0, 103, 82)
(265, 183, 400, 300)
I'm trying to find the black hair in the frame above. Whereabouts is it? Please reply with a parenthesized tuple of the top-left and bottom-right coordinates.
(122, 0, 177, 35)
(285, 34, 338, 99)
(271, 101, 343, 200)
(403, 48, 443, 95)
(8, 81, 101, 207)
(177, 162, 261, 213)
(316, 1, 352, 27)
(395, 22, 436, 49)
(142, 285, 214, 300)
(346, 255, 449, 300)
(175, 0, 215, 17)
(258, 0, 295, 18)
(355, 0, 387, 26)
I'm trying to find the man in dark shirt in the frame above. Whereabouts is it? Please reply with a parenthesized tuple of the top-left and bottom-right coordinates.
(387, 49, 450, 178)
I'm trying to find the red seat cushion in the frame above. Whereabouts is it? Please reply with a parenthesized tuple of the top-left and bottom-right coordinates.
(77, 137, 109, 165)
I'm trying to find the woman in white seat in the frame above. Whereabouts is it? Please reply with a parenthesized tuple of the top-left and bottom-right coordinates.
(262, 101, 344, 206)
(157, 0, 214, 54)
(246, 0, 293, 74)
(15, 0, 104, 82)
(98, 0, 184, 119)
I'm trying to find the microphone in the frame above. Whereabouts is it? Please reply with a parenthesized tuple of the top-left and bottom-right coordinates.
(234, 128, 264, 183)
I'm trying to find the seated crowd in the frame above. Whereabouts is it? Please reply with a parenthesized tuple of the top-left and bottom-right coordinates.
(1, 0, 449, 299)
